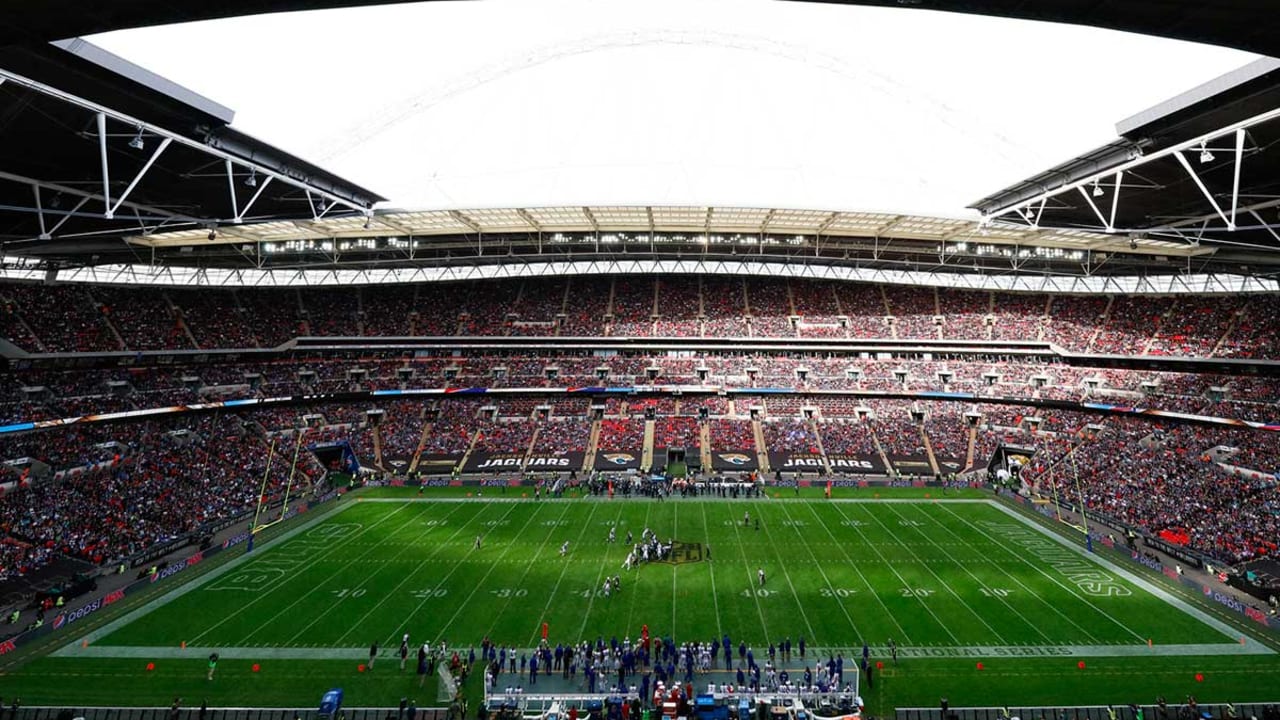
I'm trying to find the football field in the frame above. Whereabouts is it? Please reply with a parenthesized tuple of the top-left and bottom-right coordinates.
(3, 489, 1278, 712)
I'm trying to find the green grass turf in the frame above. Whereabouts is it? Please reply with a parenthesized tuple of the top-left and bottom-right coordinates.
(3, 492, 1278, 712)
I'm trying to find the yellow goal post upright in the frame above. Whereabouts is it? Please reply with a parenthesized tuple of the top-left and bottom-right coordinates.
(252, 428, 308, 536)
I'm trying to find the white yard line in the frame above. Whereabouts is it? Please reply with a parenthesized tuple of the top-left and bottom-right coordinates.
(698, 502, 723, 640)
(327, 501, 482, 646)
(899, 502, 1102, 642)
(827, 502, 962, 644)
(574, 504, 628, 640)
(621, 503, 655, 641)
(728, 506, 771, 643)
(984, 501, 1269, 648)
(757, 506, 818, 642)
(881, 503, 1052, 644)
(432, 502, 554, 642)
(855, 502, 1008, 643)
(217, 504, 424, 646)
(777, 502, 862, 641)
(522, 502, 603, 647)
(799, 501, 910, 642)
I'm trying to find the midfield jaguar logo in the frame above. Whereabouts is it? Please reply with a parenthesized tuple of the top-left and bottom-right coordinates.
(717, 453, 751, 466)
(603, 453, 636, 465)
(655, 541, 704, 565)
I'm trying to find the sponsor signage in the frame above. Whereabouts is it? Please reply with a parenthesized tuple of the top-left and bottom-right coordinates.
(935, 456, 965, 472)
(462, 451, 584, 473)
(525, 451, 584, 472)
(594, 450, 643, 471)
(383, 456, 412, 474)
(416, 453, 462, 472)
(767, 452, 886, 474)
(889, 454, 933, 474)
(711, 450, 759, 471)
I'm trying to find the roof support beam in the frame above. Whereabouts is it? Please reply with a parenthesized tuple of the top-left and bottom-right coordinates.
(1075, 185, 1112, 232)
(1174, 150, 1233, 230)
(517, 208, 542, 232)
(985, 104, 1280, 225)
(237, 175, 274, 222)
(110, 137, 171, 219)
(1231, 128, 1245, 228)
(0, 68, 370, 217)
(1108, 171, 1123, 230)
(96, 113, 112, 219)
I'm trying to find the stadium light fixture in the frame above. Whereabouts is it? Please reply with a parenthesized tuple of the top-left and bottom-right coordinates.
(207, 228, 217, 241)
(127, 127, 144, 150)
(1199, 142, 1214, 164)
(244, 169, 257, 188)
(1092, 180, 1104, 197)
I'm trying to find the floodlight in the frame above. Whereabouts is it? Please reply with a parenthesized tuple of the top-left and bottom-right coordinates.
(128, 128, 145, 151)
(244, 169, 257, 187)
(1199, 142, 1214, 164)
(1092, 180, 1104, 197)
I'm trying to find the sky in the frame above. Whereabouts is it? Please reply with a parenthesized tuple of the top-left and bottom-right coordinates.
(89, 0, 1259, 217)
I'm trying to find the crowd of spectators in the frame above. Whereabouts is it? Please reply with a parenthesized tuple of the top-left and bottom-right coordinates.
(5, 284, 119, 352)
(0, 413, 313, 575)
(169, 289, 259, 349)
(458, 281, 521, 336)
(597, 419, 644, 450)
(92, 287, 192, 351)
(532, 418, 590, 453)
(1042, 295, 1108, 351)
(472, 420, 535, 454)
(654, 277, 702, 337)
(560, 277, 611, 337)
(746, 279, 794, 337)
(762, 419, 819, 453)
(653, 416, 699, 449)
(609, 277, 655, 337)
(709, 419, 754, 451)
(815, 419, 878, 455)
(1091, 296, 1178, 355)
(378, 401, 425, 459)
(6, 280, 1280, 361)
(701, 277, 749, 338)
(1032, 417, 1280, 564)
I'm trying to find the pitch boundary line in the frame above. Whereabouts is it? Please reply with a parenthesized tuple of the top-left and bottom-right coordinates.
(56, 641, 1274, 661)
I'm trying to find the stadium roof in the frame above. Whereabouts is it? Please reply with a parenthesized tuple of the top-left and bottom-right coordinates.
(0, 38, 385, 263)
(38, 203, 1227, 285)
(2, 1, 1278, 57)
(972, 57, 1280, 268)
